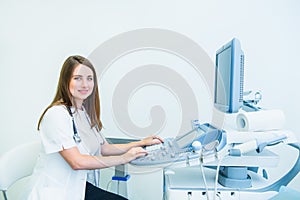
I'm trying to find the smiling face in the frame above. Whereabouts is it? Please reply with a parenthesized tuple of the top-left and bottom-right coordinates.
(69, 64, 94, 108)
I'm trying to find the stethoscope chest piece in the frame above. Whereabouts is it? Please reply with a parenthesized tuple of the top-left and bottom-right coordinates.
(73, 133, 82, 143)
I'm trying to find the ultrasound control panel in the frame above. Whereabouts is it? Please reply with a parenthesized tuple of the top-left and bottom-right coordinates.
(130, 123, 226, 166)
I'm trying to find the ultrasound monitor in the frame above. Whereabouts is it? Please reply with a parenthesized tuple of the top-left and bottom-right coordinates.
(214, 38, 244, 113)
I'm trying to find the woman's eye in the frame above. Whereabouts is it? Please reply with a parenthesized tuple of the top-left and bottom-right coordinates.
(87, 77, 93, 81)
(74, 77, 82, 80)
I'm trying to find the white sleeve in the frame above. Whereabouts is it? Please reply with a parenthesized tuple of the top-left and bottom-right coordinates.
(39, 105, 76, 154)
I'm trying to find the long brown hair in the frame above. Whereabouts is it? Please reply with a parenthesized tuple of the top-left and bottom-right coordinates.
(37, 55, 102, 131)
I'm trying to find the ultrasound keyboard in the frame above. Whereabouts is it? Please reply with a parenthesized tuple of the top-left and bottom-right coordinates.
(130, 123, 226, 166)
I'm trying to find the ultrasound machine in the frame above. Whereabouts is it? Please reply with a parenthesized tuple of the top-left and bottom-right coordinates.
(129, 38, 300, 200)
(110, 38, 300, 200)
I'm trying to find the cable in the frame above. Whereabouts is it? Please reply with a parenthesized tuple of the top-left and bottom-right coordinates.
(214, 160, 221, 200)
(187, 191, 192, 200)
(106, 180, 113, 191)
(214, 157, 224, 200)
(200, 141, 221, 200)
(200, 161, 210, 200)
(213, 154, 227, 200)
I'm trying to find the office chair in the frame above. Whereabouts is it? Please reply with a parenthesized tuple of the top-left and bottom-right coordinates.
(0, 141, 40, 200)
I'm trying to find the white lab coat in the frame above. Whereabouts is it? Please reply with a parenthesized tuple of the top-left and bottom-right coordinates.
(22, 106, 103, 200)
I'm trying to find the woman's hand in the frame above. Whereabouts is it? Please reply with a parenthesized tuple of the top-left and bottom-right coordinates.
(122, 147, 148, 163)
(141, 135, 164, 146)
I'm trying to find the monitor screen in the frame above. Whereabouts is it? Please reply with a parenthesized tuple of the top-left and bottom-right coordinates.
(214, 38, 244, 113)
(215, 46, 232, 106)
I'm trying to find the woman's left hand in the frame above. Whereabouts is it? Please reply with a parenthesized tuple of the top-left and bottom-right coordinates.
(141, 135, 164, 146)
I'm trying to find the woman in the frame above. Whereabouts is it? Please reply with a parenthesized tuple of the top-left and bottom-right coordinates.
(24, 55, 163, 200)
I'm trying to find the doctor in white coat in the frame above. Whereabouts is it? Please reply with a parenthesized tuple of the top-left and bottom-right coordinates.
(22, 55, 163, 200)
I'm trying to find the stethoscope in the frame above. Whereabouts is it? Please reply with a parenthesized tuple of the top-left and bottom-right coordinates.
(71, 115, 82, 143)
(66, 106, 82, 143)
(66, 106, 105, 144)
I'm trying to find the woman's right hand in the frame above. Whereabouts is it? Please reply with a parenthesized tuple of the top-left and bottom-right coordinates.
(122, 147, 148, 163)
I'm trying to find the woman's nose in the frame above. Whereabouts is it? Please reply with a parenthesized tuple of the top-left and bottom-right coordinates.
(81, 79, 88, 87)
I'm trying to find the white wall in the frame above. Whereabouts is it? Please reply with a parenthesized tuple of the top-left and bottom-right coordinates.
(0, 0, 299, 198)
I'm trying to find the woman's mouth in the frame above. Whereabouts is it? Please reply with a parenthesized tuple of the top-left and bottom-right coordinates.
(79, 89, 89, 94)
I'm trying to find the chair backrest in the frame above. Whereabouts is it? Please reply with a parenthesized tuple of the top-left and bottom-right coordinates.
(0, 141, 41, 193)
